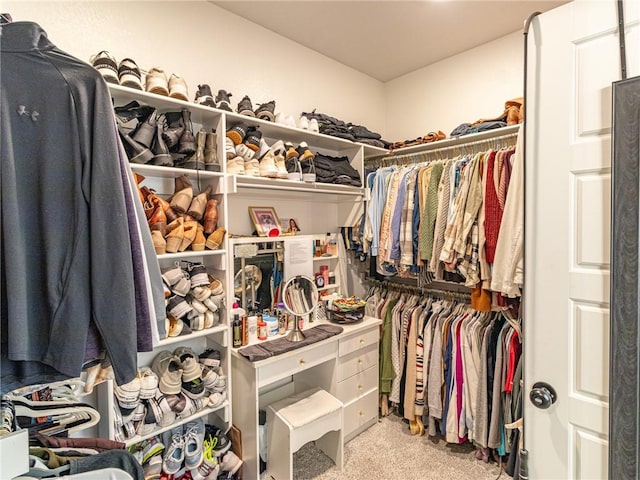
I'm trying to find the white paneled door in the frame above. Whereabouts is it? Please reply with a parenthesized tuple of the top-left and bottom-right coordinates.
(526, 0, 639, 478)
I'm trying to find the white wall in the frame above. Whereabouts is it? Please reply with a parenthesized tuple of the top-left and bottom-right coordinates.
(5, 1, 387, 136)
(384, 31, 524, 142)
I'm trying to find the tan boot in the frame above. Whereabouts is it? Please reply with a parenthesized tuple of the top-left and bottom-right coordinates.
(203, 198, 219, 235)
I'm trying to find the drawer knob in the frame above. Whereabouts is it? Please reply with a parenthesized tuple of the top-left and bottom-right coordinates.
(299, 359, 305, 365)
(357, 359, 363, 365)
(357, 384, 363, 390)
(359, 411, 364, 416)
(359, 339, 365, 344)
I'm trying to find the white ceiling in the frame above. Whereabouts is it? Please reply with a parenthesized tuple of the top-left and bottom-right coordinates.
(213, 0, 567, 82)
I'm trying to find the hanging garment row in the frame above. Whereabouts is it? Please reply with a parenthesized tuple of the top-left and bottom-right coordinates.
(367, 285, 523, 474)
(363, 127, 524, 308)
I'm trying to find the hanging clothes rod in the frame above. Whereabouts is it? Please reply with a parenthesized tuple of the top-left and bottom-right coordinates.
(367, 277, 471, 301)
(365, 125, 520, 168)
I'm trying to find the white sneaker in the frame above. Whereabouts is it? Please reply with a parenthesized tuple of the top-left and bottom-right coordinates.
(227, 156, 245, 175)
(235, 143, 255, 161)
(270, 140, 288, 179)
(256, 138, 271, 160)
(244, 158, 260, 176)
(224, 137, 236, 160)
(309, 118, 319, 133)
(285, 115, 297, 128)
(259, 150, 278, 178)
(275, 112, 287, 125)
(297, 115, 309, 130)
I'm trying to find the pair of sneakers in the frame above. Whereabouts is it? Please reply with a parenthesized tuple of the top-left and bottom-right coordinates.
(285, 142, 316, 182)
(194, 85, 234, 112)
(225, 123, 263, 175)
(162, 418, 206, 475)
(255, 139, 288, 179)
(90, 51, 143, 90)
(297, 115, 320, 133)
(234, 95, 276, 122)
(151, 347, 206, 399)
(145, 68, 189, 101)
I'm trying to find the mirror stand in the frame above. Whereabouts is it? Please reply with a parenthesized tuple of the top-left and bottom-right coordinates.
(287, 319, 306, 342)
(282, 275, 318, 343)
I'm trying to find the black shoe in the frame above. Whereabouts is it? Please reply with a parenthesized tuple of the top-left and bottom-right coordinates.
(204, 425, 232, 455)
(255, 100, 276, 122)
(226, 123, 249, 146)
(151, 122, 173, 167)
(199, 348, 221, 368)
(90, 51, 118, 84)
(236, 95, 255, 117)
(162, 111, 185, 150)
(244, 126, 262, 152)
(118, 126, 154, 164)
(296, 141, 315, 163)
(132, 108, 158, 148)
(118, 58, 143, 90)
(178, 109, 196, 155)
(215, 90, 233, 112)
(195, 84, 215, 107)
(114, 101, 155, 134)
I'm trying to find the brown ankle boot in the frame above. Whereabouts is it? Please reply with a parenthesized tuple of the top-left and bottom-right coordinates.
(203, 198, 219, 235)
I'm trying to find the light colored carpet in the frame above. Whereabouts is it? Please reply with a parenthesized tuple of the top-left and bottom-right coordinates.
(287, 414, 503, 480)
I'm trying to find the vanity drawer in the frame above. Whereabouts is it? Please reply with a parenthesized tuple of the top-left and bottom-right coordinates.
(336, 364, 378, 404)
(338, 327, 379, 357)
(337, 343, 378, 382)
(257, 341, 337, 388)
(343, 389, 378, 437)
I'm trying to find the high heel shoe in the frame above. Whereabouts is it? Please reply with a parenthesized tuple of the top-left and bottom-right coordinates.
(179, 221, 199, 252)
(203, 198, 219, 235)
(132, 108, 158, 148)
(148, 205, 167, 236)
(149, 193, 178, 223)
(192, 225, 206, 252)
(151, 230, 167, 255)
(118, 125, 154, 164)
(205, 227, 226, 250)
(187, 184, 213, 221)
(165, 218, 184, 253)
(151, 122, 172, 167)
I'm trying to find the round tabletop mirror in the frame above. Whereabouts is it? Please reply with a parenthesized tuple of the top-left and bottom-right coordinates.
(282, 275, 318, 342)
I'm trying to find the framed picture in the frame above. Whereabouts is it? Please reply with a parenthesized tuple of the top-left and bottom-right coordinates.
(248, 206, 282, 237)
(281, 218, 301, 235)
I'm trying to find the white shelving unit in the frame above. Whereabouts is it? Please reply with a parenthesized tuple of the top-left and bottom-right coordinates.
(98, 82, 388, 465)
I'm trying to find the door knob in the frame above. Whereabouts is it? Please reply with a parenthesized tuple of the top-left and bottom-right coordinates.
(529, 382, 557, 409)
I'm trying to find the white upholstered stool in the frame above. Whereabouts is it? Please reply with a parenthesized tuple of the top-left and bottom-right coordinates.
(266, 387, 344, 480)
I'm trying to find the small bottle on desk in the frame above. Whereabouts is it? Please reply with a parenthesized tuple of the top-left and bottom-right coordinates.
(233, 314, 242, 347)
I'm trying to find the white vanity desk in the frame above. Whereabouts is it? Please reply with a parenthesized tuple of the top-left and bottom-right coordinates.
(231, 315, 381, 480)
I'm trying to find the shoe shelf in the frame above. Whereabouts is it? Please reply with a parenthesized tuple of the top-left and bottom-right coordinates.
(229, 174, 365, 196)
(122, 401, 230, 448)
(156, 249, 225, 261)
(155, 323, 228, 349)
(385, 124, 521, 156)
(109, 84, 388, 158)
(109, 84, 224, 127)
(129, 164, 226, 182)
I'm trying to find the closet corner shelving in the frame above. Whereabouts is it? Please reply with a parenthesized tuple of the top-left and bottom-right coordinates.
(104, 82, 387, 448)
